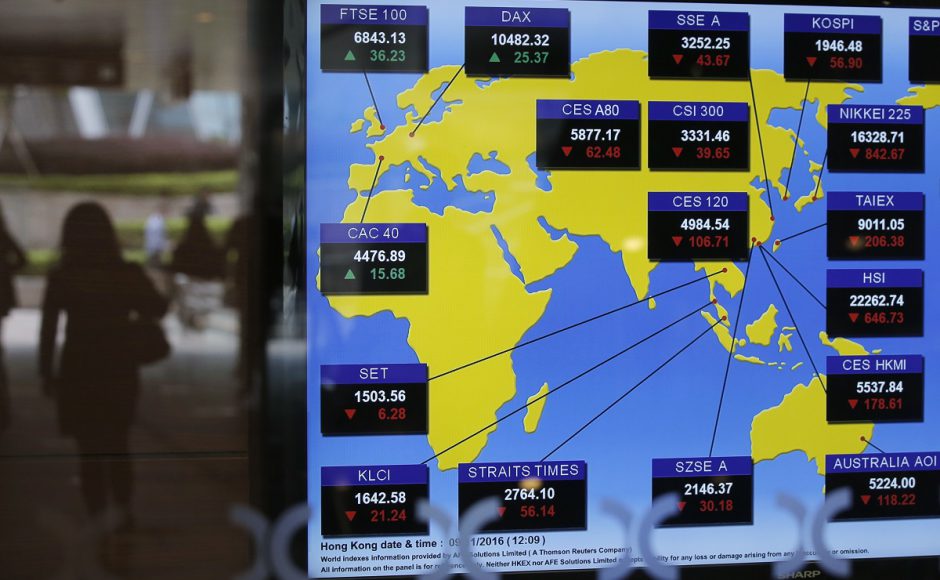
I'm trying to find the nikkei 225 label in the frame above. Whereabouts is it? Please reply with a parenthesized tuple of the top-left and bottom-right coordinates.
(457, 461, 587, 533)
(826, 269, 924, 338)
(321, 465, 429, 536)
(648, 192, 749, 261)
(826, 355, 924, 423)
(827, 105, 925, 173)
(320, 223, 428, 295)
(826, 452, 940, 521)
(465, 7, 570, 77)
(910, 17, 940, 83)
(827, 192, 925, 260)
(648, 102, 749, 170)
(652, 456, 753, 526)
(783, 14, 882, 82)
(320, 5, 428, 72)
(320, 364, 428, 436)
(535, 100, 640, 169)
(648, 11, 749, 79)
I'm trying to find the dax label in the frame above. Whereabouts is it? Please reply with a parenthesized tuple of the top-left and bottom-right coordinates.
(648, 192, 749, 261)
(535, 100, 641, 169)
(320, 5, 429, 72)
(910, 17, 940, 83)
(320, 364, 428, 436)
(321, 464, 430, 536)
(826, 355, 924, 423)
(652, 456, 753, 526)
(827, 192, 925, 260)
(648, 10, 750, 79)
(827, 105, 925, 173)
(783, 14, 882, 82)
(464, 7, 571, 77)
(319, 223, 428, 295)
(648, 102, 749, 170)
(826, 452, 940, 521)
(457, 461, 587, 533)
(826, 269, 924, 338)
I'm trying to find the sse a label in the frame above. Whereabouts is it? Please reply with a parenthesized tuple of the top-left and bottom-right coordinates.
(648, 10, 750, 79)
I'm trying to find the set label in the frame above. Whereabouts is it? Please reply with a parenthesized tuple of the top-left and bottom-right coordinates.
(321, 364, 428, 436)
(652, 456, 753, 526)
(826, 269, 924, 338)
(826, 192, 925, 260)
(784, 14, 882, 81)
(827, 105, 925, 173)
(464, 7, 571, 77)
(826, 355, 924, 423)
(457, 461, 587, 533)
(321, 464, 430, 536)
(535, 100, 641, 169)
(648, 10, 750, 79)
(826, 452, 940, 520)
(648, 102, 749, 170)
(320, 223, 428, 295)
(320, 5, 429, 72)
(648, 192, 749, 261)
(910, 17, 940, 83)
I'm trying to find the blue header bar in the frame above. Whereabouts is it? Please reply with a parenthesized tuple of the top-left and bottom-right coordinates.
(827, 269, 923, 288)
(827, 452, 939, 473)
(828, 191, 924, 212)
(827, 355, 924, 375)
(321, 364, 427, 385)
(321, 5, 428, 26)
(911, 17, 940, 36)
(322, 464, 429, 486)
(648, 192, 748, 212)
(828, 105, 924, 125)
(536, 99, 639, 121)
(649, 101, 749, 122)
(652, 456, 753, 478)
(321, 223, 427, 244)
(648, 10, 749, 32)
(465, 7, 569, 28)
(784, 14, 882, 35)
(458, 461, 586, 483)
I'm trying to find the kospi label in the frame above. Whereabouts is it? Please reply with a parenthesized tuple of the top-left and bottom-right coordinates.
(910, 17, 940, 83)
(652, 456, 754, 526)
(826, 269, 924, 337)
(784, 14, 882, 81)
(826, 355, 924, 423)
(535, 100, 641, 169)
(826, 192, 925, 260)
(648, 102, 749, 170)
(827, 105, 925, 173)
(648, 10, 750, 79)
(320, 5, 429, 72)
(464, 7, 571, 77)
(319, 223, 428, 295)
(826, 452, 940, 521)
(320, 364, 428, 435)
(321, 464, 430, 536)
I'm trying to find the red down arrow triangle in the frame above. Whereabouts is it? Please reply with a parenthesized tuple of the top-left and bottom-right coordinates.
(672, 147, 684, 158)
(849, 235, 861, 247)
(677, 501, 687, 511)
(848, 399, 859, 409)
(850, 148, 861, 159)
(672, 236, 684, 247)
(860, 495, 872, 505)
(344, 409, 357, 420)
(498, 507, 507, 517)
(848, 312, 860, 323)
(672, 54, 684, 64)
(345, 510, 357, 522)
(806, 56, 818, 67)
(561, 146, 573, 157)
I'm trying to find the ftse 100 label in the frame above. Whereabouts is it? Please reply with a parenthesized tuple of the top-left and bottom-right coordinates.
(319, 223, 428, 295)
(535, 100, 641, 169)
(321, 464, 429, 536)
(457, 461, 587, 533)
(465, 7, 570, 77)
(320, 5, 429, 72)
(826, 269, 924, 338)
(784, 14, 882, 82)
(827, 192, 924, 260)
(647, 192, 749, 261)
(826, 355, 924, 423)
(652, 456, 753, 526)
(648, 102, 749, 170)
(827, 105, 925, 173)
(648, 10, 750, 79)
(826, 453, 940, 521)
(320, 364, 428, 436)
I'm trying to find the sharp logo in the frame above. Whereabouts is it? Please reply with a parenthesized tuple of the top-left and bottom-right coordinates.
(780, 571, 823, 579)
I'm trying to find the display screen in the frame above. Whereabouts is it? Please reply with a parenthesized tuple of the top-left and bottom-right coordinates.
(306, 1, 940, 576)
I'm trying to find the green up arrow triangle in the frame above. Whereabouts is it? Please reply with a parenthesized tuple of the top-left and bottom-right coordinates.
(489, 52, 501, 63)
(345, 50, 356, 62)
(345, 269, 356, 280)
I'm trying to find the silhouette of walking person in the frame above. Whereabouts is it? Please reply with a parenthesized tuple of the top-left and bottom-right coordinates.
(39, 202, 168, 524)
(0, 200, 26, 433)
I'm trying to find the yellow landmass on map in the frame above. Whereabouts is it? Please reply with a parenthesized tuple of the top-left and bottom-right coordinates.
(350, 118, 365, 133)
(523, 384, 550, 434)
(735, 354, 765, 365)
(746, 304, 778, 345)
(325, 191, 551, 470)
(778, 332, 793, 352)
(819, 332, 868, 356)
